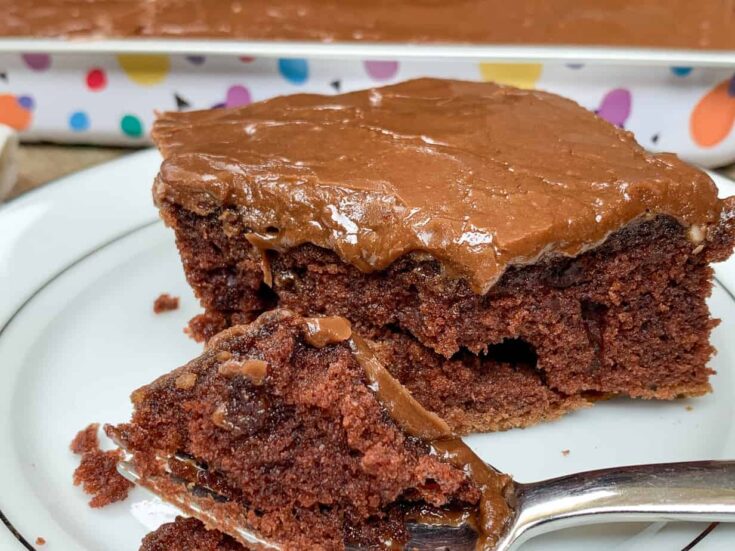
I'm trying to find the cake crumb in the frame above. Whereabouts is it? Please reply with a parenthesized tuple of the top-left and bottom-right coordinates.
(561, 449, 570, 456)
(685, 405, 694, 411)
(70, 423, 99, 455)
(175, 372, 197, 390)
(35, 537, 45, 546)
(153, 293, 180, 314)
(71, 424, 133, 508)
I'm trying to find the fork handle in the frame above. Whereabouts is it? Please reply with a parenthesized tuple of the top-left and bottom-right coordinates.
(506, 460, 735, 547)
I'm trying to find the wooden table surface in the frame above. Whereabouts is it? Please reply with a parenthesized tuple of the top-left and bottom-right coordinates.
(4, 144, 735, 202)
(8, 145, 133, 201)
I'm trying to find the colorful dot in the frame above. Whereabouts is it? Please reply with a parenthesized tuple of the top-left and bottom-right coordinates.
(117, 54, 170, 85)
(17, 95, 34, 110)
(0, 94, 32, 130)
(596, 88, 632, 127)
(690, 76, 735, 148)
(186, 55, 206, 65)
(671, 66, 693, 77)
(86, 68, 107, 91)
(21, 53, 51, 71)
(364, 60, 399, 81)
(478, 63, 543, 89)
(69, 111, 90, 132)
(239, 56, 255, 63)
(225, 85, 252, 108)
(278, 58, 309, 85)
(120, 114, 144, 138)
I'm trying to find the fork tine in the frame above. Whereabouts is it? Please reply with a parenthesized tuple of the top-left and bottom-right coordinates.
(403, 522, 478, 550)
(116, 459, 282, 550)
(117, 460, 486, 550)
(116, 453, 483, 551)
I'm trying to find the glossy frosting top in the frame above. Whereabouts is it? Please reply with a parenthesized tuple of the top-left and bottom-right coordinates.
(3, 0, 735, 49)
(153, 78, 725, 294)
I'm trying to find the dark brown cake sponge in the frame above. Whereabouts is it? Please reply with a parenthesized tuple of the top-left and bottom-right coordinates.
(111, 310, 487, 549)
(140, 517, 243, 551)
(161, 200, 734, 433)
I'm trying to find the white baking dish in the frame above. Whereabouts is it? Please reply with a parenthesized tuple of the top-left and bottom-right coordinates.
(0, 39, 733, 167)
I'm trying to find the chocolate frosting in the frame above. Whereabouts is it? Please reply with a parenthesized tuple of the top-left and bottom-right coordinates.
(153, 78, 726, 294)
(348, 332, 513, 547)
(2, 0, 734, 49)
(303, 315, 354, 348)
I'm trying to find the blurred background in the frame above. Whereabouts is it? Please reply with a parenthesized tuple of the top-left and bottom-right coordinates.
(0, 0, 734, 200)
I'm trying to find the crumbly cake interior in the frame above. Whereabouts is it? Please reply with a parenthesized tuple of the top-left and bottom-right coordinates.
(140, 517, 243, 551)
(159, 201, 734, 433)
(70, 423, 133, 508)
(110, 311, 500, 549)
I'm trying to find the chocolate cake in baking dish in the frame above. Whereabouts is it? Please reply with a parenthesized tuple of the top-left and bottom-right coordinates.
(151, 78, 735, 434)
(3, 0, 734, 49)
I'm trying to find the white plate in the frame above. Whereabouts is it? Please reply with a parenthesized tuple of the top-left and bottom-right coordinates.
(0, 149, 734, 551)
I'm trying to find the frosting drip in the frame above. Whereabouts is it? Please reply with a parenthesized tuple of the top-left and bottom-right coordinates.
(296, 311, 514, 546)
(349, 333, 513, 548)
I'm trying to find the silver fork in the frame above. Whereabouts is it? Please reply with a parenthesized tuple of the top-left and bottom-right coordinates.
(117, 457, 735, 550)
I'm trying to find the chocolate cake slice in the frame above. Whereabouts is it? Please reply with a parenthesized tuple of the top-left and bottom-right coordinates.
(109, 310, 513, 549)
(152, 78, 735, 434)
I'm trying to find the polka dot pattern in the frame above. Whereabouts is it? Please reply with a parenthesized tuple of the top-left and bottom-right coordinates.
(186, 56, 206, 65)
(0, 94, 33, 130)
(596, 88, 632, 127)
(1, 53, 732, 167)
(278, 58, 309, 85)
(69, 111, 90, 131)
(225, 85, 252, 108)
(478, 63, 542, 89)
(671, 67, 693, 77)
(22, 53, 51, 71)
(17, 95, 34, 110)
(120, 114, 144, 138)
(86, 68, 107, 91)
(117, 54, 171, 85)
(364, 60, 399, 81)
(690, 75, 735, 148)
